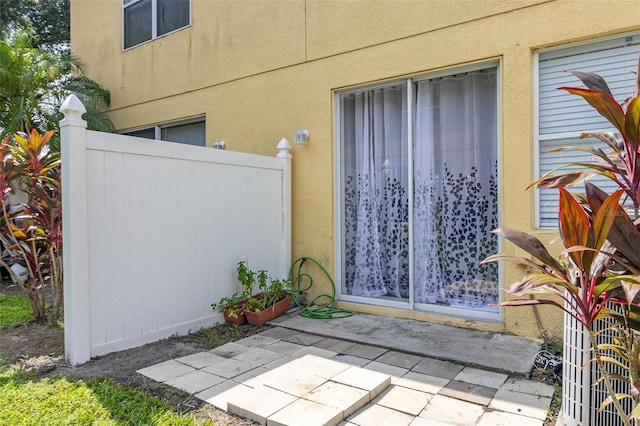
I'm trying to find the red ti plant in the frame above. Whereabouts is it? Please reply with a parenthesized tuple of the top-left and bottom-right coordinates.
(0, 129, 62, 325)
(487, 57, 640, 424)
(483, 185, 640, 424)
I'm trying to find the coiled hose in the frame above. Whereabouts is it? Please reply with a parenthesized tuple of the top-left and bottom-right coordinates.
(289, 257, 354, 319)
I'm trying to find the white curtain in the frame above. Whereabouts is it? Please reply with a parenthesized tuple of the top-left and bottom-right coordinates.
(413, 71, 499, 307)
(342, 70, 499, 309)
(343, 84, 409, 298)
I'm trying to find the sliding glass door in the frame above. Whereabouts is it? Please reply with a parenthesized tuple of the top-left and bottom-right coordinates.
(342, 83, 410, 299)
(338, 65, 500, 317)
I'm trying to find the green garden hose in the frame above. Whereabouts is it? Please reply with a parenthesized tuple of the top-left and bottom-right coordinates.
(288, 257, 353, 319)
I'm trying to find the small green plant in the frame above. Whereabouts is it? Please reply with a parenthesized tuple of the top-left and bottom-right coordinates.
(211, 262, 252, 318)
(548, 339, 563, 356)
(212, 261, 291, 320)
(236, 260, 256, 295)
(245, 276, 290, 313)
(210, 294, 245, 318)
(211, 261, 289, 318)
(232, 262, 291, 314)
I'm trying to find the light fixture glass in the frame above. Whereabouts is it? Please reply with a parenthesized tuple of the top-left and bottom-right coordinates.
(295, 129, 309, 145)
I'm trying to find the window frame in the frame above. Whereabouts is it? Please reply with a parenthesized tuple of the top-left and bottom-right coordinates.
(121, 116, 206, 146)
(333, 60, 502, 322)
(122, 0, 192, 51)
(533, 32, 640, 228)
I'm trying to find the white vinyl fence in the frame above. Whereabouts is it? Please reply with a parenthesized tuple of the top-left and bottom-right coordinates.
(60, 95, 291, 365)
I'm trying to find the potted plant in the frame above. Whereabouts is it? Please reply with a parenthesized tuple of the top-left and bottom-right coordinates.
(243, 269, 293, 327)
(211, 261, 256, 325)
(211, 293, 248, 325)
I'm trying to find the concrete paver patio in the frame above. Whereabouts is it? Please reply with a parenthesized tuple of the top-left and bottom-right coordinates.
(138, 314, 555, 426)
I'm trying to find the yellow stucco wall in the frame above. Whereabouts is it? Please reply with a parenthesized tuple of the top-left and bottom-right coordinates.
(70, 0, 640, 340)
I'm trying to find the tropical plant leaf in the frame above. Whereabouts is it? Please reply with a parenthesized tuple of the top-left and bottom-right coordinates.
(594, 373, 629, 386)
(625, 96, 640, 151)
(491, 228, 565, 276)
(562, 162, 621, 174)
(599, 393, 632, 411)
(595, 343, 627, 353)
(502, 274, 578, 304)
(599, 355, 630, 371)
(560, 87, 625, 135)
(480, 253, 549, 274)
(591, 189, 624, 252)
(593, 277, 624, 300)
(586, 182, 607, 215)
(586, 183, 640, 267)
(532, 160, 624, 191)
(0, 30, 114, 149)
(629, 305, 640, 319)
(558, 187, 591, 269)
(534, 170, 595, 189)
(569, 70, 613, 96)
(631, 399, 640, 419)
(520, 272, 578, 290)
(607, 204, 640, 268)
(581, 131, 625, 156)
(504, 282, 568, 298)
(545, 145, 615, 167)
(497, 298, 566, 311)
(621, 277, 640, 309)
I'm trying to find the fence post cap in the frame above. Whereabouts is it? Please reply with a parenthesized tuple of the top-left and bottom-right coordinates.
(60, 94, 87, 128)
(277, 138, 292, 150)
(277, 138, 292, 159)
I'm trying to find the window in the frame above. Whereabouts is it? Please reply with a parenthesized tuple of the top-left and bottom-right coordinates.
(536, 34, 640, 227)
(123, 118, 205, 146)
(123, 0, 190, 49)
(337, 65, 500, 316)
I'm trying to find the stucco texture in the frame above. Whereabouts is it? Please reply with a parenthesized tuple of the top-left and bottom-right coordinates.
(70, 0, 640, 340)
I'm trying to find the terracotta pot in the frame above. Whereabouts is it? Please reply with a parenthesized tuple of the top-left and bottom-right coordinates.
(223, 307, 246, 325)
(244, 295, 293, 327)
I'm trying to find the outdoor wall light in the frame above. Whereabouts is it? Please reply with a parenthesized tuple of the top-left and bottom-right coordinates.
(295, 129, 310, 145)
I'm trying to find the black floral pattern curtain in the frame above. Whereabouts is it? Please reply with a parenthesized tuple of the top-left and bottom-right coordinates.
(342, 70, 499, 310)
(413, 72, 499, 308)
(343, 84, 409, 298)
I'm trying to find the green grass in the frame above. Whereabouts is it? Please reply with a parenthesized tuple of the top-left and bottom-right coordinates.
(0, 294, 34, 328)
(0, 364, 213, 426)
(0, 298, 255, 425)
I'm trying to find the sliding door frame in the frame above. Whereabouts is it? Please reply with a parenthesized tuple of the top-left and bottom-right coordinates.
(334, 60, 503, 322)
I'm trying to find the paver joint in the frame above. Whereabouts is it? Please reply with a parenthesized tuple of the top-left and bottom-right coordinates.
(137, 323, 553, 426)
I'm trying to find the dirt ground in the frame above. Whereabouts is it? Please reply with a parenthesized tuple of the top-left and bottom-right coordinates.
(0, 281, 560, 426)
(0, 281, 259, 425)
